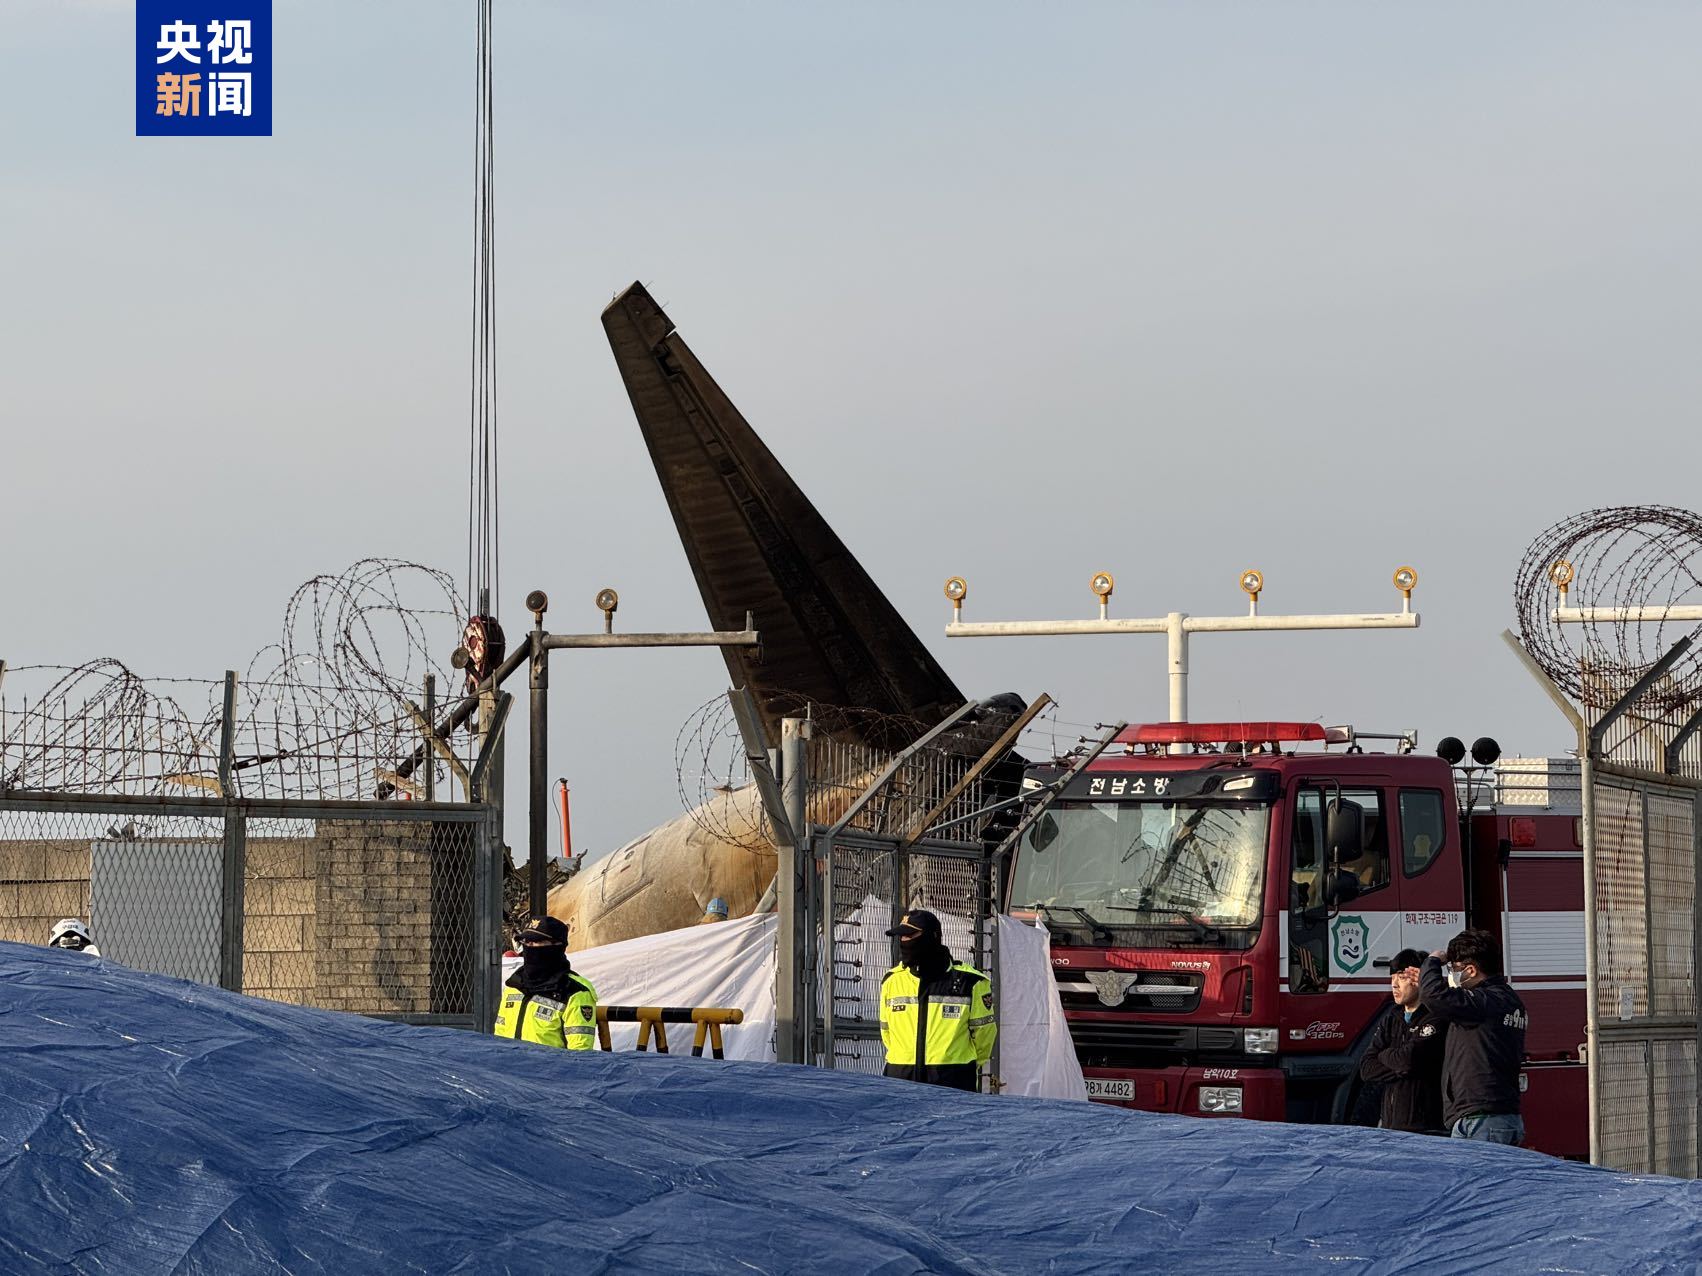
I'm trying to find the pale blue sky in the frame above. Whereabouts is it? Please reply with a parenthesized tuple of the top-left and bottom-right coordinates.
(4, 3, 1700, 859)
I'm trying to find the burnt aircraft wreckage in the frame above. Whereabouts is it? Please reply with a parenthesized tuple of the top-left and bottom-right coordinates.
(547, 282, 1025, 948)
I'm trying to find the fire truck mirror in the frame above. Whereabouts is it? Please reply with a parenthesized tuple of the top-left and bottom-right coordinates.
(1031, 813, 1060, 852)
(1325, 796, 1365, 859)
(1323, 868, 1361, 908)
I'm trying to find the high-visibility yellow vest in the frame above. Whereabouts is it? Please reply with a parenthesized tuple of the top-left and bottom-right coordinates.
(493, 972, 598, 1050)
(879, 961, 996, 1070)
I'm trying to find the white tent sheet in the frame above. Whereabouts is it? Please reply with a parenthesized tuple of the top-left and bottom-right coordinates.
(562, 910, 1086, 1100)
(568, 913, 779, 1061)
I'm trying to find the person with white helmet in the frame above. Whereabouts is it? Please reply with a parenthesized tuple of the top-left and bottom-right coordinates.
(48, 918, 99, 956)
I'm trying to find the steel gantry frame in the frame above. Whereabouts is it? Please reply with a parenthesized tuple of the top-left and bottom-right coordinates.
(387, 589, 760, 917)
(941, 568, 1421, 723)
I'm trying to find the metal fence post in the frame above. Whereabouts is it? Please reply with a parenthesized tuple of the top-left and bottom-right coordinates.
(1694, 786, 1701, 1176)
(778, 715, 810, 1065)
(219, 807, 246, 992)
(423, 675, 436, 803)
(1580, 750, 1603, 1164)
(218, 671, 238, 798)
(818, 829, 835, 1068)
(528, 617, 550, 919)
(215, 671, 244, 991)
(472, 804, 502, 1033)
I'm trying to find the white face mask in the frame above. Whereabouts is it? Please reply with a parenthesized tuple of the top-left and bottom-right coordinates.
(1446, 965, 1465, 988)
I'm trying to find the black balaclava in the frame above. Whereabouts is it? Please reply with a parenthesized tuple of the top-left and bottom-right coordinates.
(517, 942, 568, 988)
(55, 934, 88, 951)
(899, 926, 951, 979)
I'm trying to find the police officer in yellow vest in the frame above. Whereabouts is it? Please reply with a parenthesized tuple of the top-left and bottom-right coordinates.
(879, 909, 995, 1092)
(493, 916, 598, 1050)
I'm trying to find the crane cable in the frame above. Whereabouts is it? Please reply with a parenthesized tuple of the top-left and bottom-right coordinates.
(467, 0, 498, 621)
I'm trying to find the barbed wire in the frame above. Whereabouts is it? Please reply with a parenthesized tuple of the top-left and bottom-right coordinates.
(671, 689, 1068, 849)
(241, 558, 465, 745)
(672, 692, 943, 852)
(2, 560, 470, 799)
(1514, 505, 1702, 714)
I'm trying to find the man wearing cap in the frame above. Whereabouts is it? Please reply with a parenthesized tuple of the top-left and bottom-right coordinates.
(878, 909, 996, 1092)
(1357, 947, 1446, 1134)
(492, 916, 598, 1051)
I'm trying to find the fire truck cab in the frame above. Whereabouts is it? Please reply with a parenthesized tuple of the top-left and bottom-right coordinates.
(1007, 722, 1586, 1156)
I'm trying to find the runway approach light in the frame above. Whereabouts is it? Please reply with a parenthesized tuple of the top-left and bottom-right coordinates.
(595, 588, 619, 634)
(1239, 569, 1264, 617)
(525, 590, 549, 623)
(1393, 566, 1418, 611)
(1550, 559, 1575, 603)
(1090, 572, 1115, 620)
(944, 576, 967, 622)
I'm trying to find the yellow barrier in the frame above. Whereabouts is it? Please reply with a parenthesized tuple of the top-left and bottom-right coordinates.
(595, 1005, 745, 1059)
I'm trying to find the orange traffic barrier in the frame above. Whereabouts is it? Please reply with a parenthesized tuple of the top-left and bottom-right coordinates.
(595, 1005, 744, 1059)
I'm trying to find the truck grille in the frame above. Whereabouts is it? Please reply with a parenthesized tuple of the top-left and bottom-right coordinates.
(1053, 969, 1202, 1014)
(1064, 1020, 1243, 1067)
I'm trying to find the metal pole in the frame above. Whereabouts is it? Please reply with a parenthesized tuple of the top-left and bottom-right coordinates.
(219, 807, 246, 992)
(422, 675, 436, 802)
(778, 715, 810, 1065)
(1167, 613, 1188, 723)
(1694, 787, 1701, 1175)
(728, 686, 792, 844)
(529, 618, 550, 919)
(218, 671, 238, 797)
(1664, 705, 1702, 778)
(473, 806, 502, 1033)
(1580, 749, 1603, 1165)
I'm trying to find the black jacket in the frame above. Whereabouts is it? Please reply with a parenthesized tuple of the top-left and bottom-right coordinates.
(1358, 1001, 1446, 1133)
(1418, 956, 1528, 1127)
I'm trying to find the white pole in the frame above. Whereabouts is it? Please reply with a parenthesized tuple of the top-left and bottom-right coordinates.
(1167, 612, 1187, 723)
(1553, 606, 1702, 623)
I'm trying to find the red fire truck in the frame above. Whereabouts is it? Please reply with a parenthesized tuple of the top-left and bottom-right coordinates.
(1007, 722, 1587, 1157)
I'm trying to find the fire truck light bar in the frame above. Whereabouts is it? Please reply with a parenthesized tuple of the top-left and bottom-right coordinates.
(1121, 722, 1350, 746)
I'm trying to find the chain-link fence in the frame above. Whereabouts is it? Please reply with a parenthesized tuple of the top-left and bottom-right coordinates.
(792, 721, 1002, 1080)
(1, 794, 500, 1029)
(1588, 773, 1698, 1176)
(818, 833, 991, 1075)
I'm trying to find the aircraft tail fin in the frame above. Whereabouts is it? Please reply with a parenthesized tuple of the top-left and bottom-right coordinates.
(601, 282, 964, 749)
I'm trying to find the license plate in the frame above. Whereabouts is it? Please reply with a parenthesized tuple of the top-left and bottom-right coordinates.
(1085, 1077, 1135, 1101)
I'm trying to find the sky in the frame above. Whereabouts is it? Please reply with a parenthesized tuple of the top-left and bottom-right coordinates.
(4, 2, 1701, 864)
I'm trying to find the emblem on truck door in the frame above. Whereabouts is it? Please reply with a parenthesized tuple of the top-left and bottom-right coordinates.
(1085, 970, 1141, 1006)
(1331, 915, 1370, 974)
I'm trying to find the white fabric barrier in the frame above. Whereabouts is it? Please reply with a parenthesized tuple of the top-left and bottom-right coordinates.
(568, 914, 779, 1060)
(993, 914, 1087, 1100)
(564, 910, 1086, 1100)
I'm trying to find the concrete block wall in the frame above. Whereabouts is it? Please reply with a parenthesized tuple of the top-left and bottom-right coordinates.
(0, 817, 475, 1017)
(309, 820, 438, 1016)
(242, 839, 318, 1006)
(0, 839, 91, 947)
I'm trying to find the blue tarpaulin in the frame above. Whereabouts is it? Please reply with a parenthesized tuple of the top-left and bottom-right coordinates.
(2, 942, 1698, 1274)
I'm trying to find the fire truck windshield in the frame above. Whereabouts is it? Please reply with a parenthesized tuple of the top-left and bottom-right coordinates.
(1011, 800, 1271, 933)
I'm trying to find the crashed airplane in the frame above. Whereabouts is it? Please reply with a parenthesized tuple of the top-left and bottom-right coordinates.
(548, 282, 1022, 948)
